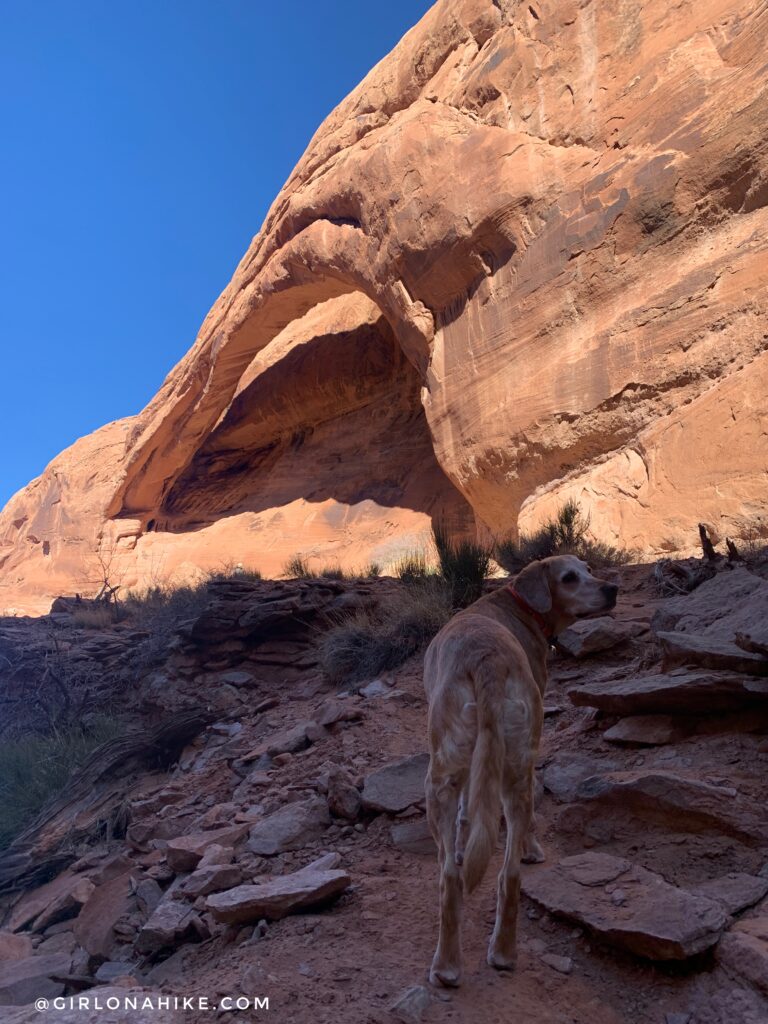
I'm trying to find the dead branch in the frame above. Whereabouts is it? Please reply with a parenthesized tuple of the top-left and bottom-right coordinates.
(698, 523, 719, 563)
(726, 537, 743, 562)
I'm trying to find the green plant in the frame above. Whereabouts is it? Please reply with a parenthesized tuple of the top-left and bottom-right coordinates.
(282, 555, 316, 579)
(496, 501, 632, 571)
(317, 578, 451, 687)
(0, 717, 124, 851)
(432, 521, 492, 608)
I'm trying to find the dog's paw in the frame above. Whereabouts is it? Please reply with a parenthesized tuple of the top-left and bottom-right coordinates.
(487, 947, 517, 972)
(521, 836, 545, 864)
(429, 962, 462, 988)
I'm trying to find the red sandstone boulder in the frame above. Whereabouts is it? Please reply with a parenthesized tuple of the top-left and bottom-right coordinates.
(522, 852, 727, 960)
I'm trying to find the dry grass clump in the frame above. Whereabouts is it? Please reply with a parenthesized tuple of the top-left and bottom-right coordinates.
(496, 500, 633, 572)
(319, 565, 345, 580)
(392, 551, 435, 583)
(206, 561, 262, 582)
(730, 522, 768, 565)
(317, 578, 451, 687)
(70, 604, 117, 629)
(282, 555, 316, 579)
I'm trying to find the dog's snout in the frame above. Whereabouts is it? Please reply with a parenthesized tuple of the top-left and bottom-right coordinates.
(602, 582, 619, 608)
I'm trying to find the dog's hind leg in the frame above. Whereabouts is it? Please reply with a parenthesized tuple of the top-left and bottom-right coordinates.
(426, 769, 464, 987)
(455, 789, 469, 866)
(487, 769, 534, 971)
(522, 822, 545, 864)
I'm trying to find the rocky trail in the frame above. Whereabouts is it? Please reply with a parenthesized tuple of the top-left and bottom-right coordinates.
(1, 562, 768, 1023)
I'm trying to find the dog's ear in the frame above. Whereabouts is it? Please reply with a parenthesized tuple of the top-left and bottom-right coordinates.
(514, 560, 552, 614)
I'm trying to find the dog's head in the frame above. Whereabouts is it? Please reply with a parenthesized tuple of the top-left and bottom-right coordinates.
(514, 554, 619, 634)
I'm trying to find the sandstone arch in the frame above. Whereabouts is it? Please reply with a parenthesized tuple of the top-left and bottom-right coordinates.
(2, 0, 767, 613)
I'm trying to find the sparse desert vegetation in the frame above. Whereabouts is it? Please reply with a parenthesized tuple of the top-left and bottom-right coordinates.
(432, 520, 492, 609)
(392, 551, 435, 582)
(317, 576, 452, 687)
(283, 555, 316, 579)
(496, 500, 633, 571)
(319, 565, 345, 580)
(0, 716, 123, 851)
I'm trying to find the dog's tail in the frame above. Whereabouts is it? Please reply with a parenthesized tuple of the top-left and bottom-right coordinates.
(461, 656, 505, 895)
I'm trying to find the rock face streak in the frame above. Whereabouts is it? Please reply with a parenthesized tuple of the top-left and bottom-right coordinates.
(2, 0, 767, 611)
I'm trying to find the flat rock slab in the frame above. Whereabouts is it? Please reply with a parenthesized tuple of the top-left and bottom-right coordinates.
(0, 953, 71, 1006)
(361, 753, 429, 813)
(206, 867, 350, 923)
(390, 819, 436, 856)
(557, 617, 643, 658)
(94, 961, 141, 984)
(315, 700, 363, 727)
(247, 796, 330, 856)
(242, 720, 325, 762)
(165, 825, 248, 872)
(32, 877, 95, 932)
(657, 631, 768, 677)
(0, 932, 33, 963)
(135, 898, 203, 955)
(736, 629, 768, 658)
(542, 753, 617, 803)
(522, 852, 727, 960)
(176, 864, 243, 899)
(8, 873, 81, 933)
(689, 873, 768, 916)
(574, 771, 766, 842)
(651, 568, 768, 641)
(717, 916, 768, 994)
(3, 987, 187, 1022)
(73, 870, 137, 960)
(569, 670, 768, 715)
(603, 715, 681, 746)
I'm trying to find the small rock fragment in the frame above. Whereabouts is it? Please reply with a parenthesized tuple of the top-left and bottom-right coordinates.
(389, 984, 431, 1022)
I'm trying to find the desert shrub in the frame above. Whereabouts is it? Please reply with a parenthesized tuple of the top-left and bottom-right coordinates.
(283, 555, 316, 579)
(0, 716, 123, 851)
(206, 562, 262, 582)
(317, 578, 451, 687)
(578, 538, 634, 568)
(121, 581, 214, 677)
(432, 521, 492, 608)
(496, 501, 632, 572)
(0, 625, 111, 738)
(392, 551, 434, 583)
(731, 522, 768, 565)
(364, 562, 381, 578)
(319, 565, 345, 580)
(122, 581, 212, 625)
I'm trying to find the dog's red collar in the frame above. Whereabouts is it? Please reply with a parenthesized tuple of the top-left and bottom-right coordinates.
(505, 585, 552, 641)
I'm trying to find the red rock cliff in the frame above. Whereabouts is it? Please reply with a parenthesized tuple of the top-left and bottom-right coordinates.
(2, 0, 767, 613)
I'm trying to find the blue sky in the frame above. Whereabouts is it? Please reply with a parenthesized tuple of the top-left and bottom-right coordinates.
(0, 0, 433, 509)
